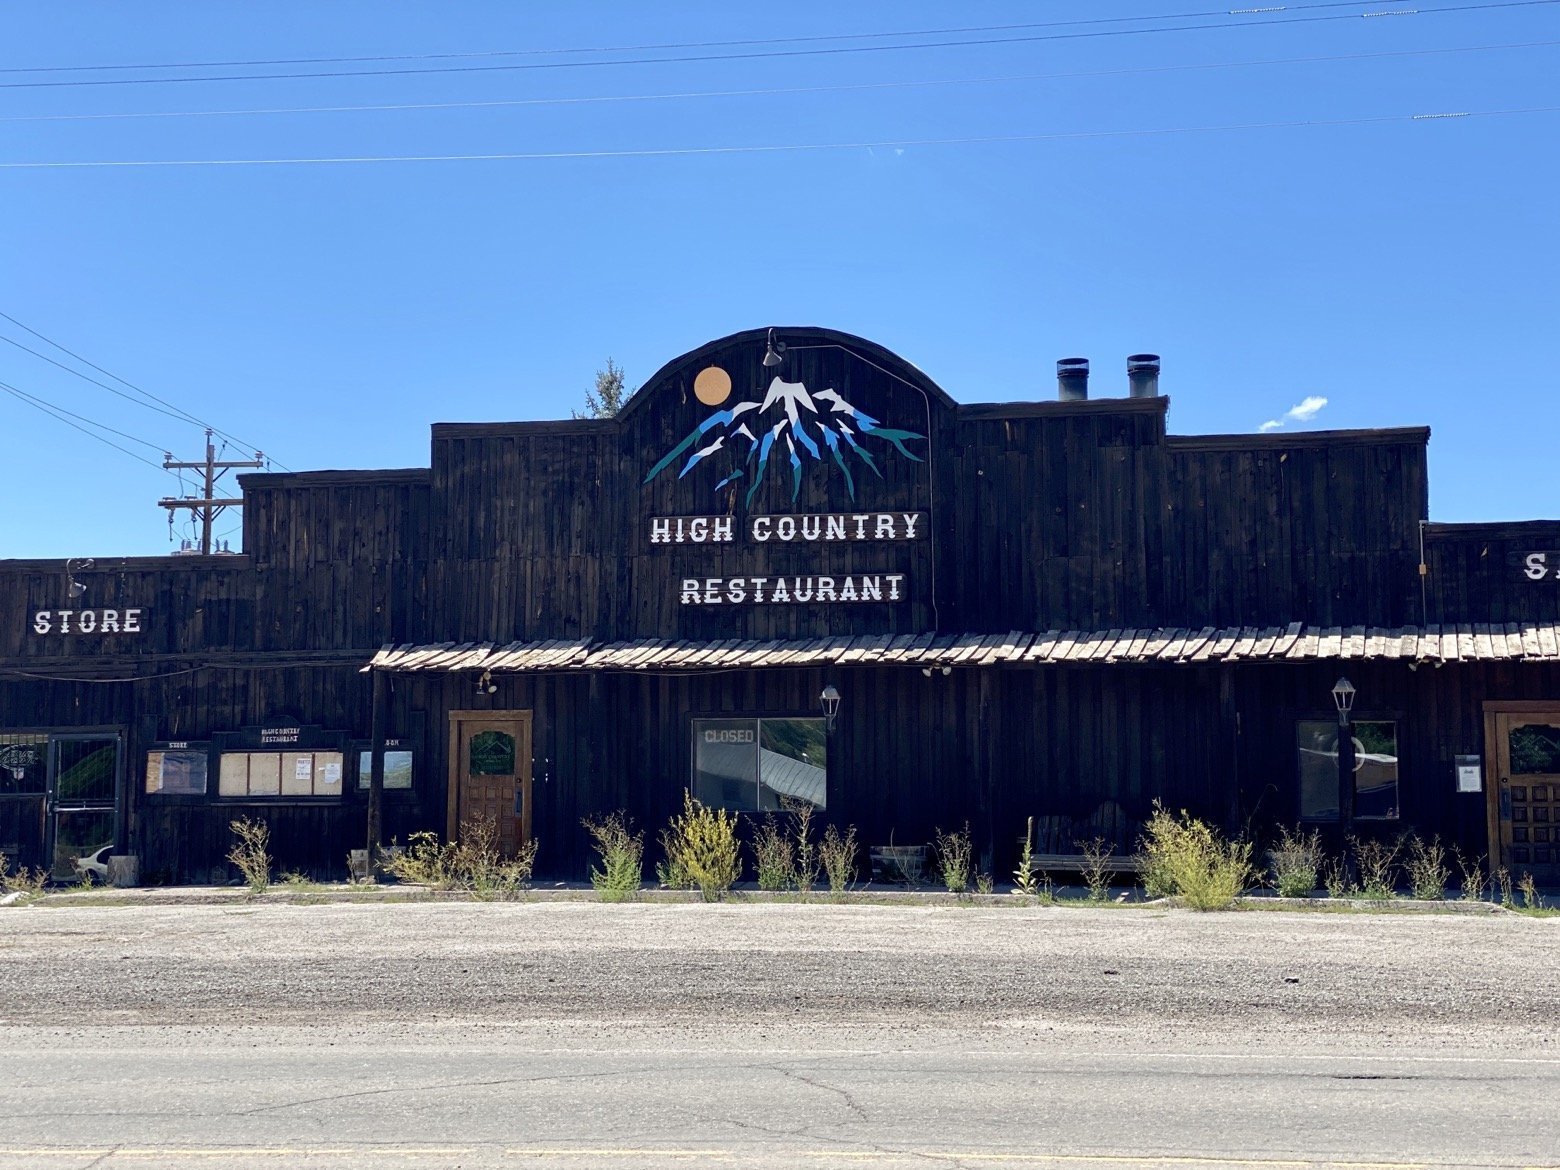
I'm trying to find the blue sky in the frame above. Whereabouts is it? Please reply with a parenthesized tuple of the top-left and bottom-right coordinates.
(2, 2, 1556, 558)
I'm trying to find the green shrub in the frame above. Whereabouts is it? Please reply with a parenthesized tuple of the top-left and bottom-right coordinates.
(1013, 817, 1040, 896)
(227, 817, 272, 895)
(384, 816, 536, 899)
(1404, 834, 1449, 901)
(386, 830, 463, 889)
(456, 817, 537, 901)
(1268, 825, 1323, 898)
(1453, 848, 1487, 903)
(1350, 836, 1400, 901)
(1136, 804, 1252, 911)
(662, 791, 741, 901)
(1076, 836, 1114, 903)
(1495, 866, 1515, 908)
(818, 823, 858, 894)
(933, 823, 973, 894)
(0, 851, 48, 899)
(783, 798, 819, 893)
(750, 815, 795, 891)
(1322, 858, 1351, 899)
(1518, 872, 1543, 910)
(582, 811, 643, 901)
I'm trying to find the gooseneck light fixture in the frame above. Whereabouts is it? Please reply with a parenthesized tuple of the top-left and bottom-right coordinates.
(819, 684, 841, 734)
(762, 328, 786, 368)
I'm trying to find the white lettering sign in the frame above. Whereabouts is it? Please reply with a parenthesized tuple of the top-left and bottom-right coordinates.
(679, 574, 906, 605)
(1523, 552, 1557, 581)
(32, 608, 145, 635)
(649, 516, 736, 544)
(650, 512, 926, 545)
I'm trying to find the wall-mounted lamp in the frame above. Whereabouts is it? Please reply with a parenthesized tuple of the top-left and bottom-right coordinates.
(819, 683, 841, 734)
(762, 328, 786, 368)
(65, 557, 93, 598)
(1331, 676, 1356, 726)
(919, 665, 953, 678)
(477, 669, 497, 696)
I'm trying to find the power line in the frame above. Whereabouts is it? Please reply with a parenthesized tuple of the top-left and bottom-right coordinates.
(0, 378, 174, 473)
(5, 38, 1553, 126)
(0, 1, 1457, 74)
(0, 310, 290, 470)
(0, 377, 168, 453)
(0, 330, 205, 427)
(0, 1, 1554, 90)
(0, 105, 1552, 169)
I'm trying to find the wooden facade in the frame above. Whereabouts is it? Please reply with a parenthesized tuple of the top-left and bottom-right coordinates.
(3, 325, 1558, 886)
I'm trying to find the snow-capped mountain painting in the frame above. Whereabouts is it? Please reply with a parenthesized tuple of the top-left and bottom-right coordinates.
(643, 377, 924, 507)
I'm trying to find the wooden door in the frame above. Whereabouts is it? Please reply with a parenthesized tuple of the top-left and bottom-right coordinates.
(1486, 704, 1560, 882)
(447, 712, 532, 858)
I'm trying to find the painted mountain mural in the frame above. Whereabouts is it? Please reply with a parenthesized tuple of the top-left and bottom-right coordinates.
(643, 377, 924, 507)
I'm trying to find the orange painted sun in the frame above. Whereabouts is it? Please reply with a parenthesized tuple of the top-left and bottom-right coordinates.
(693, 365, 732, 406)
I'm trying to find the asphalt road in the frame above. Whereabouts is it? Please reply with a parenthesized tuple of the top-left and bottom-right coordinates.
(1, 899, 1556, 1169)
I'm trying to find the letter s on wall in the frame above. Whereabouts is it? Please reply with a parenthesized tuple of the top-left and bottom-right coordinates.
(1526, 552, 1548, 581)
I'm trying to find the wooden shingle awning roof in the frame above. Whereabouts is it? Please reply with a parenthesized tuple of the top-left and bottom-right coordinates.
(363, 621, 1560, 674)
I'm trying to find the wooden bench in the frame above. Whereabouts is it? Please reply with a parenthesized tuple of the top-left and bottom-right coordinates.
(1027, 852, 1142, 874)
(1023, 804, 1142, 875)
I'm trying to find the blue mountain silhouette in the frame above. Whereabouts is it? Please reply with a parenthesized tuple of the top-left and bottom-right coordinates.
(643, 377, 924, 506)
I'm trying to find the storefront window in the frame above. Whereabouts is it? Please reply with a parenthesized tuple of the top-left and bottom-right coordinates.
(357, 749, 414, 790)
(219, 751, 344, 798)
(1298, 719, 1399, 821)
(0, 734, 47, 795)
(692, 717, 827, 812)
(146, 750, 209, 795)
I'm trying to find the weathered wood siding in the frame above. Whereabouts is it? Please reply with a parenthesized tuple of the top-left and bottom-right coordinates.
(1424, 520, 1560, 625)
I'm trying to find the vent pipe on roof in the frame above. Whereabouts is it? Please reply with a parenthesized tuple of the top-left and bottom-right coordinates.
(1127, 353, 1161, 398)
(1057, 357, 1089, 401)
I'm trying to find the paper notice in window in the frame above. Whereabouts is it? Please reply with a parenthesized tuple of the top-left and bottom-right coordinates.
(321, 759, 342, 787)
(294, 757, 313, 781)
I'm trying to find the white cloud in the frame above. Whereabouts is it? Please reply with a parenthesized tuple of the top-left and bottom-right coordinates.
(1288, 395, 1328, 422)
(1258, 395, 1329, 432)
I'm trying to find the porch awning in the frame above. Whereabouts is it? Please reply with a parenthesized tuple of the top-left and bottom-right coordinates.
(363, 620, 1560, 674)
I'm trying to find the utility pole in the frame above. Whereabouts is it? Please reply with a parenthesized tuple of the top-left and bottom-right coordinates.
(159, 429, 265, 555)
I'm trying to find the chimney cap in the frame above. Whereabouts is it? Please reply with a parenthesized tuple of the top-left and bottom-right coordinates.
(1127, 353, 1161, 370)
(1057, 357, 1090, 374)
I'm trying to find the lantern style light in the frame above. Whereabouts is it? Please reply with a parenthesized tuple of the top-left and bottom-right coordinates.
(1331, 677, 1356, 724)
(819, 684, 841, 733)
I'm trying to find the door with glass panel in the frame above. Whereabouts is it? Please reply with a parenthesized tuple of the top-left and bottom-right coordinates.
(1488, 705, 1560, 882)
(447, 712, 532, 858)
(0, 733, 50, 874)
(47, 734, 122, 881)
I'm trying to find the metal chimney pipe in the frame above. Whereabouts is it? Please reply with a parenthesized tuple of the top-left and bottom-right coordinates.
(1127, 353, 1161, 398)
(1057, 357, 1089, 401)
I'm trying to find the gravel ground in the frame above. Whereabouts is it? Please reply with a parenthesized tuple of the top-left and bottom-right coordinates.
(2, 900, 1557, 1051)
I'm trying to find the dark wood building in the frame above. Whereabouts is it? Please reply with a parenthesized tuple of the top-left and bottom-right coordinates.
(3, 326, 1558, 887)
